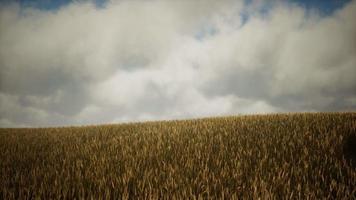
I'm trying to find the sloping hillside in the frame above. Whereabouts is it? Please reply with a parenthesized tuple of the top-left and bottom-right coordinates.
(1, 113, 355, 199)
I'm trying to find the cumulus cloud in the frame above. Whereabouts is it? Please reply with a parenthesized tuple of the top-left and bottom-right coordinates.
(0, 0, 355, 127)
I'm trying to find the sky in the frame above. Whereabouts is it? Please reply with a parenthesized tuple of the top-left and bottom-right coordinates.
(0, 0, 355, 127)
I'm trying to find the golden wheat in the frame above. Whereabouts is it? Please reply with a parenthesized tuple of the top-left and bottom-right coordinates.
(1, 113, 355, 199)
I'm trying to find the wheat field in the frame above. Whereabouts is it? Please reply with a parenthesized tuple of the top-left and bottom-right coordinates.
(1, 113, 356, 199)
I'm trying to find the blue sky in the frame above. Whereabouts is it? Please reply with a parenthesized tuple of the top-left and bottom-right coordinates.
(11, 0, 107, 9)
(290, 0, 352, 15)
(14, 0, 352, 15)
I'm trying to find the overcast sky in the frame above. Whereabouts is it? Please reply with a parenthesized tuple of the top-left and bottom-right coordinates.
(0, 0, 355, 127)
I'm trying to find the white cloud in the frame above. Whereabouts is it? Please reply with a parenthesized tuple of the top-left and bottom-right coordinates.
(0, 0, 355, 127)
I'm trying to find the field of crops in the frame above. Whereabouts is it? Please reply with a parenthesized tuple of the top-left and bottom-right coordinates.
(1, 113, 355, 199)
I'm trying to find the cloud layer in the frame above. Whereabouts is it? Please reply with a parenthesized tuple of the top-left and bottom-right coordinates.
(1, 0, 355, 127)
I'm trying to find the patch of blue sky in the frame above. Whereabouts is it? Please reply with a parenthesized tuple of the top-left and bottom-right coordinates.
(1, 0, 107, 10)
(20, 0, 71, 10)
(288, 0, 352, 16)
(4, 0, 351, 15)
(239, 0, 352, 28)
(240, 0, 276, 27)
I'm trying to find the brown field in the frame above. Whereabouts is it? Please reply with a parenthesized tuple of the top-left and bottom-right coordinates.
(1, 113, 356, 199)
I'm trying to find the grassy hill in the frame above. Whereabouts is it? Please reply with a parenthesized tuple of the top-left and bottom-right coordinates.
(1, 113, 355, 199)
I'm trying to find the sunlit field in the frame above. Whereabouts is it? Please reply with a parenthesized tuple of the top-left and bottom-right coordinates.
(1, 113, 355, 199)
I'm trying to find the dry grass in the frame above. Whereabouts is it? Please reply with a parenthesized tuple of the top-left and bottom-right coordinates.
(1, 113, 356, 199)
